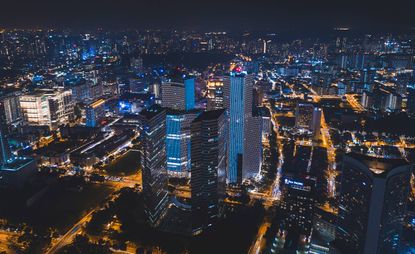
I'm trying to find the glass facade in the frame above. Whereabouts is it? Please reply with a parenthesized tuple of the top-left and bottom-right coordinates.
(184, 78, 195, 110)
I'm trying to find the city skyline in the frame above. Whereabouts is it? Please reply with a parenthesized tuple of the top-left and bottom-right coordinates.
(0, 4, 415, 253)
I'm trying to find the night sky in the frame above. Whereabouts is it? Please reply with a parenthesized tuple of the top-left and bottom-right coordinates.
(1, 0, 415, 32)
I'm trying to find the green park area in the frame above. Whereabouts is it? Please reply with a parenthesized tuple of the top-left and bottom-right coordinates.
(103, 150, 141, 176)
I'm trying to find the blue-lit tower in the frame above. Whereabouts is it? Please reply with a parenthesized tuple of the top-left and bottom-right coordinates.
(184, 77, 195, 110)
(166, 109, 200, 177)
(223, 70, 254, 184)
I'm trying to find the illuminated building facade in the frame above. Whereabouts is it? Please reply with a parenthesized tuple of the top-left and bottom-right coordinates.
(166, 110, 199, 177)
(280, 177, 316, 240)
(19, 89, 74, 129)
(206, 77, 224, 110)
(295, 103, 314, 129)
(335, 153, 412, 254)
(0, 103, 11, 165)
(85, 99, 106, 127)
(161, 77, 195, 111)
(311, 107, 322, 140)
(0, 93, 22, 126)
(223, 71, 255, 183)
(191, 110, 226, 234)
(139, 105, 169, 226)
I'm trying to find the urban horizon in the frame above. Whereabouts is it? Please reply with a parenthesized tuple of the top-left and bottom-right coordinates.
(1, 1, 415, 254)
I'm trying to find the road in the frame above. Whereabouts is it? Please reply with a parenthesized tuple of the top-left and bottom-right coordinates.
(45, 209, 96, 254)
(345, 94, 365, 112)
(248, 220, 270, 254)
(45, 171, 140, 254)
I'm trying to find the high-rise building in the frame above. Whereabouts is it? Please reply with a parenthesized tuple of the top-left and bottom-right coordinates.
(0, 103, 11, 165)
(311, 107, 322, 140)
(166, 109, 199, 177)
(85, 99, 106, 127)
(19, 89, 74, 129)
(161, 77, 195, 111)
(280, 176, 316, 243)
(224, 70, 258, 184)
(295, 103, 314, 129)
(70, 80, 103, 103)
(243, 116, 263, 179)
(139, 105, 169, 226)
(130, 56, 144, 73)
(152, 83, 161, 99)
(206, 77, 224, 110)
(0, 93, 22, 126)
(191, 110, 226, 234)
(335, 153, 412, 254)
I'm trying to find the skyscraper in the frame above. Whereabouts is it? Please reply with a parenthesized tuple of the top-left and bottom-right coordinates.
(0, 129, 11, 166)
(19, 89, 74, 129)
(224, 70, 257, 184)
(0, 93, 22, 126)
(139, 105, 169, 226)
(166, 109, 199, 177)
(311, 107, 322, 140)
(191, 110, 226, 234)
(335, 153, 412, 254)
(0, 100, 11, 165)
(295, 103, 314, 129)
(85, 99, 106, 127)
(280, 176, 316, 248)
(206, 77, 224, 110)
(161, 76, 195, 111)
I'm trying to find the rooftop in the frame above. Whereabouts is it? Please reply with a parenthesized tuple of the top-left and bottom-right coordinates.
(139, 105, 165, 120)
(193, 109, 225, 122)
(347, 152, 409, 174)
(1, 157, 35, 172)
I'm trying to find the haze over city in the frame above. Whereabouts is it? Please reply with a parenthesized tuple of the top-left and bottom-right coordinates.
(0, 1, 415, 254)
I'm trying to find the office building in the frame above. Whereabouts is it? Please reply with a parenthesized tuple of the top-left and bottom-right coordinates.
(280, 177, 316, 244)
(0, 157, 37, 189)
(243, 116, 263, 179)
(70, 80, 103, 103)
(191, 110, 226, 234)
(19, 89, 74, 129)
(311, 107, 322, 140)
(0, 106, 11, 165)
(139, 105, 169, 226)
(161, 76, 195, 110)
(224, 70, 258, 183)
(0, 93, 22, 126)
(295, 103, 314, 129)
(335, 153, 412, 254)
(166, 110, 199, 177)
(206, 77, 224, 110)
(85, 99, 106, 127)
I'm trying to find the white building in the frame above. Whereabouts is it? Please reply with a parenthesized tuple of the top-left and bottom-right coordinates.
(19, 89, 74, 129)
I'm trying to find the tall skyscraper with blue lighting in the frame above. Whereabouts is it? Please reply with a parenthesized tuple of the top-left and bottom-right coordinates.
(224, 70, 255, 184)
(166, 109, 200, 177)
